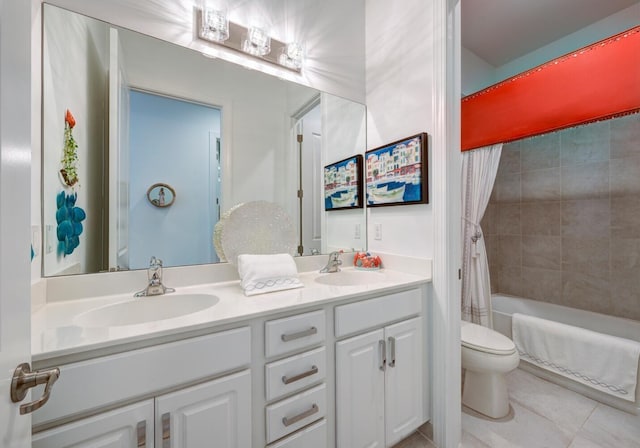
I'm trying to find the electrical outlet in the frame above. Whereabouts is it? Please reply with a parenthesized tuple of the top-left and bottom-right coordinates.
(374, 223, 382, 240)
(354, 224, 361, 239)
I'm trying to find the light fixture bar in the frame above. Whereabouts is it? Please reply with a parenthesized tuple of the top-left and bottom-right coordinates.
(196, 9, 301, 73)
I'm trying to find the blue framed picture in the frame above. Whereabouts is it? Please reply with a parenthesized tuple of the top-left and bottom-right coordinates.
(365, 133, 429, 206)
(324, 155, 363, 211)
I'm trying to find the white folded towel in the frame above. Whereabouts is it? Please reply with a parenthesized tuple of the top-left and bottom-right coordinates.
(512, 313, 640, 402)
(237, 254, 303, 296)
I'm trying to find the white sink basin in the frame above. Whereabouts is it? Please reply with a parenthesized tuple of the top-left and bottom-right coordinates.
(74, 293, 219, 327)
(314, 269, 385, 286)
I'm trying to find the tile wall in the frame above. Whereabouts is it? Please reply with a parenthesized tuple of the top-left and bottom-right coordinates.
(482, 113, 640, 321)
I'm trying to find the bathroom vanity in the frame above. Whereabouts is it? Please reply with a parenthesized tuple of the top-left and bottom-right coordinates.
(30, 265, 431, 448)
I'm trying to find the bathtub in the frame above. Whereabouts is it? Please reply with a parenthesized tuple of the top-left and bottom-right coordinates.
(491, 293, 640, 414)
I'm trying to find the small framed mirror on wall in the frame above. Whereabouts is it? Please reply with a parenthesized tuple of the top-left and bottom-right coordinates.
(147, 183, 175, 208)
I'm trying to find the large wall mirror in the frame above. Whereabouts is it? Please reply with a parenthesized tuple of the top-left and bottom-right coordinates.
(42, 4, 366, 277)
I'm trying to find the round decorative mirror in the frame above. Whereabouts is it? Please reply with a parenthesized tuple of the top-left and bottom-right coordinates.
(147, 183, 176, 208)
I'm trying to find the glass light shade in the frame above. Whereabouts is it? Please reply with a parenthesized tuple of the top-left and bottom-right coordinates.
(202, 9, 229, 42)
(278, 42, 304, 70)
(242, 27, 271, 56)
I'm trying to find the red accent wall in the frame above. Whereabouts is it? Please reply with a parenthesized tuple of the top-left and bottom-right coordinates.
(461, 27, 640, 152)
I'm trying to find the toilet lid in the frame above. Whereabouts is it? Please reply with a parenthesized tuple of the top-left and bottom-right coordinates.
(461, 321, 516, 355)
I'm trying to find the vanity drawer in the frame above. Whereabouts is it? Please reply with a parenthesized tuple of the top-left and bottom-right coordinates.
(267, 419, 327, 447)
(265, 383, 326, 443)
(265, 347, 326, 401)
(32, 327, 251, 427)
(265, 310, 326, 358)
(335, 288, 421, 337)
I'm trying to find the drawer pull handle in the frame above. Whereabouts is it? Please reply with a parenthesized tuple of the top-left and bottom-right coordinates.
(282, 365, 319, 385)
(162, 412, 171, 448)
(388, 336, 396, 368)
(136, 421, 146, 448)
(379, 339, 386, 371)
(282, 403, 319, 427)
(281, 326, 317, 342)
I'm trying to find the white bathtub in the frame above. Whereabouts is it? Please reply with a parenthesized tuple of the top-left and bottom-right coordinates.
(491, 293, 640, 414)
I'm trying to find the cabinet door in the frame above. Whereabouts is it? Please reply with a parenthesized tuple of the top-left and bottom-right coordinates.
(336, 329, 385, 448)
(32, 400, 154, 448)
(155, 370, 251, 448)
(384, 317, 423, 447)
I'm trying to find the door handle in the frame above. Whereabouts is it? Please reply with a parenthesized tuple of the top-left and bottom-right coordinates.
(10, 363, 60, 415)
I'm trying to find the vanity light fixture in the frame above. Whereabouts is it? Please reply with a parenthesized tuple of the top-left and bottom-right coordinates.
(201, 9, 229, 43)
(242, 26, 271, 56)
(278, 42, 304, 70)
(195, 8, 303, 73)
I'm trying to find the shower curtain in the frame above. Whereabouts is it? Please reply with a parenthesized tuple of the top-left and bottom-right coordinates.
(461, 143, 502, 327)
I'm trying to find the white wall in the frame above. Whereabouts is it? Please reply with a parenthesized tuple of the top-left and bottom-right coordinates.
(41, 0, 366, 103)
(461, 46, 494, 96)
(462, 3, 640, 94)
(41, 6, 108, 276)
(322, 94, 367, 253)
(365, 0, 435, 259)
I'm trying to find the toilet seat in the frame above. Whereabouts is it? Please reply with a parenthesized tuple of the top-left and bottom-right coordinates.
(461, 321, 516, 356)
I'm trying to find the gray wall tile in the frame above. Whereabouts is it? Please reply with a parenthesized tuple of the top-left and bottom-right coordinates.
(521, 202, 561, 236)
(562, 237, 609, 279)
(481, 203, 498, 236)
(484, 115, 638, 321)
(522, 235, 561, 270)
(521, 267, 562, 303)
(562, 199, 610, 238)
(521, 168, 561, 202)
(610, 113, 640, 160)
(496, 172, 521, 203)
(498, 235, 521, 267)
(561, 161, 609, 200)
(497, 203, 521, 235)
(497, 143, 521, 177)
(611, 196, 640, 239)
(520, 133, 560, 171)
(561, 271, 611, 315)
(560, 121, 610, 166)
(610, 155, 640, 197)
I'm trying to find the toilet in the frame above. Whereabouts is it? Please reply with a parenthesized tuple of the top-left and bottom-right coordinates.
(461, 320, 520, 419)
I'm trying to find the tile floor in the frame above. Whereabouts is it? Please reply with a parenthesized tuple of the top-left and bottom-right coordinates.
(392, 368, 640, 448)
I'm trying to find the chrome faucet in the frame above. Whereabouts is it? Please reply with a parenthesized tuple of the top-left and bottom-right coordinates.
(134, 256, 175, 297)
(320, 251, 343, 273)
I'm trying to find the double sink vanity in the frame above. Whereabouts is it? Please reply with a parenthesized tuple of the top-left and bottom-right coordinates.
(30, 257, 431, 448)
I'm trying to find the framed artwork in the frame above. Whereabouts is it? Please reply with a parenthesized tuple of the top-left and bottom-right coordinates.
(365, 133, 428, 207)
(324, 154, 364, 211)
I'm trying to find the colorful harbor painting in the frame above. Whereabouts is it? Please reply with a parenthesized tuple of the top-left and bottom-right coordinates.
(324, 154, 363, 210)
(365, 133, 429, 206)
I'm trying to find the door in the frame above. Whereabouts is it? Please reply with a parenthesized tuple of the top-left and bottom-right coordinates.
(384, 317, 423, 447)
(299, 104, 322, 256)
(108, 27, 131, 270)
(155, 370, 251, 448)
(336, 329, 385, 448)
(0, 0, 33, 446)
(32, 400, 154, 448)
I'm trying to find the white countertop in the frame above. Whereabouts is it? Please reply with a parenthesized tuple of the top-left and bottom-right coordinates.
(32, 268, 430, 363)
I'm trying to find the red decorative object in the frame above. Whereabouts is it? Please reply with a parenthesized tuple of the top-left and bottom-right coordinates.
(462, 26, 640, 151)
